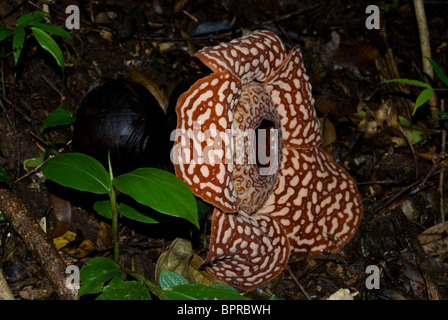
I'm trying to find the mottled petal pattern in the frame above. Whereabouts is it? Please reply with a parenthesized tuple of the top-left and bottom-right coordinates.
(174, 70, 242, 212)
(203, 208, 290, 290)
(264, 46, 322, 149)
(195, 30, 287, 84)
(257, 147, 363, 254)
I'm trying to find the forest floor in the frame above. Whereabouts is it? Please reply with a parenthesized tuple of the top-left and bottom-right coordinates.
(0, 0, 447, 300)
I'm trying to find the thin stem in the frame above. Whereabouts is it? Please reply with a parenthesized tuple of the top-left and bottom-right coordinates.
(109, 185, 119, 263)
(108, 152, 119, 263)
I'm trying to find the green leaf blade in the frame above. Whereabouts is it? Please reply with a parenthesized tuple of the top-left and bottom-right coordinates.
(93, 200, 113, 219)
(0, 165, 10, 186)
(0, 27, 14, 42)
(12, 27, 25, 66)
(41, 153, 110, 194)
(117, 202, 174, 224)
(41, 106, 75, 132)
(17, 11, 47, 27)
(425, 56, 448, 87)
(31, 27, 65, 72)
(163, 283, 249, 300)
(159, 270, 189, 289)
(384, 78, 432, 89)
(32, 22, 73, 42)
(113, 168, 198, 228)
(413, 88, 434, 115)
(78, 257, 122, 296)
(96, 277, 151, 300)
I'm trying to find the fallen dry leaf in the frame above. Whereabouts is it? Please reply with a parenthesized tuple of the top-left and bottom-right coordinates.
(418, 221, 448, 256)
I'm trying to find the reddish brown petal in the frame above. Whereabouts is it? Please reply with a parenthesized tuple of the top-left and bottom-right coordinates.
(258, 147, 363, 255)
(195, 30, 287, 84)
(264, 46, 322, 149)
(173, 70, 242, 212)
(203, 208, 290, 290)
(232, 82, 282, 213)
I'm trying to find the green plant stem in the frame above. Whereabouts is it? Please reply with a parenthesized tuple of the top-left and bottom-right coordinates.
(108, 153, 119, 263)
(110, 186, 120, 263)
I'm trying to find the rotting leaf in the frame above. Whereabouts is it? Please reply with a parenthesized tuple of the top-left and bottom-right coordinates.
(49, 193, 72, 238)
(130, 66, 167, 112)
(155, 238, 196, 285)
(53, 230, 96, 258)
(189, 253, 217, 286)
(418, 221, 448, 256)
(319, 117, 337, 146)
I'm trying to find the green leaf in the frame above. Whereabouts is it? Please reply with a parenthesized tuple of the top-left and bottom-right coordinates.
(425, 57, 448, 87)
(96, 277, 151, 300)
(31, 27, 65, 72)
(437, 110, 448, 121)
(41, 153, 110, 194)
(31, 22, 73, 42)
(0, 27, 14, 42)
(196, 198, 211, 219)
(384, 78, 432, 89)
(413, 88, 434, 115)
(113, 168, 199, 228)
(12, 27, 25, 66)
(0, 165, 10, 186)
(78, 257, 122, 296)
(23, 152, 46, 170)
(163, 283, 249, 300)
(398, 116, 431, 146)
(17, 11, 47, 27)
(117, 202, 174, 224)
(41, 106, 75, 132)
(93, 200, 112, 219)
(159, 270, 189, 289)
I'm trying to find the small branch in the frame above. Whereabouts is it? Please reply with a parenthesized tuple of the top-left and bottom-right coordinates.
(287, 268, 311, 300)
(440, 99, 446, 222)
(413, 0, 433, 79)
(0, 189, 77, 300)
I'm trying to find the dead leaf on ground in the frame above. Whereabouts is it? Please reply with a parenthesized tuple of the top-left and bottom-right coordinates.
(49, 194, 72, 238)
(419, 221, 448, 256)
(155, 238, 196, 284)
(130, 66, 167, 112)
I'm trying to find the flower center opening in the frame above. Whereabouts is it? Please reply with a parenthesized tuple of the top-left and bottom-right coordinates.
(254, 119, 278, 173)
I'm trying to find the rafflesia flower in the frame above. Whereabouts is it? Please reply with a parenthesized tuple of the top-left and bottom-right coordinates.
(172, 30, 363, 290)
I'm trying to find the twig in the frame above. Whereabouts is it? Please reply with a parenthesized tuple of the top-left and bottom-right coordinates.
(413, 0, 433, 80)
(398, 124, 419, 179)
(40, 75, 65, 100)
(440, 99, 446, 222)
(287, 268, 311, 300)
(0, 189, 77, 300)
